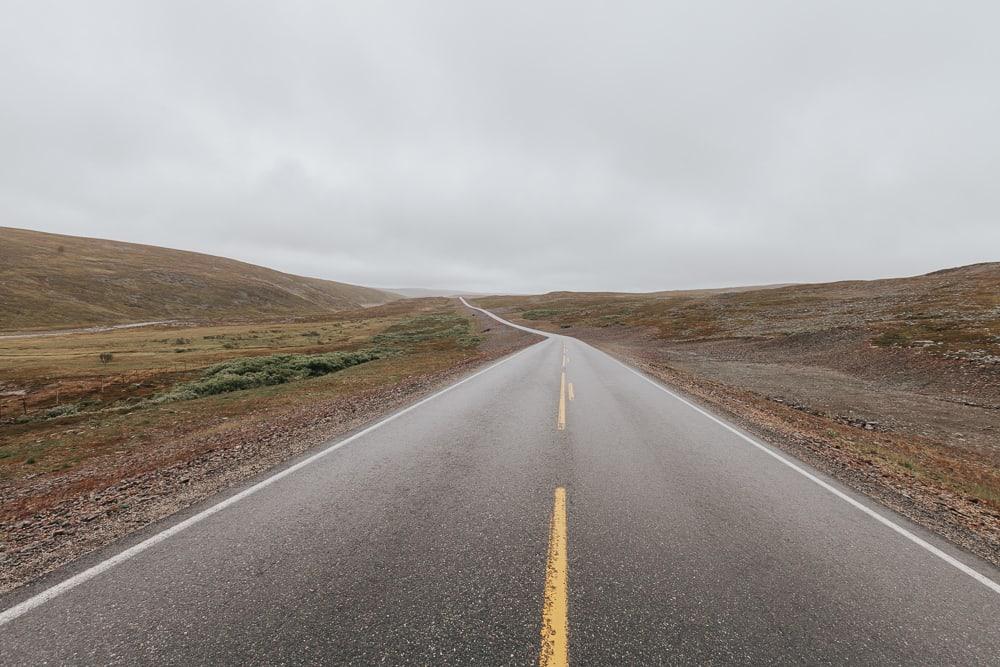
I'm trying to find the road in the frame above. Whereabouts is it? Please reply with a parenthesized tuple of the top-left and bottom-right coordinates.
(0, 320, 176, 339)
(2, 302, 999, 664)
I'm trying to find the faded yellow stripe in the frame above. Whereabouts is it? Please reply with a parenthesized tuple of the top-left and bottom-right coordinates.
(540, 487, 568, 666)
(568, 383, 574, 402)
(558, 372, 566, 430)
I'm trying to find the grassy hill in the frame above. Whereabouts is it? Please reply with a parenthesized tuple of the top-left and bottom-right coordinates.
(479, 263, 1000, 349)
(0, 227, 398, 331)
(389, 288, 491, 298)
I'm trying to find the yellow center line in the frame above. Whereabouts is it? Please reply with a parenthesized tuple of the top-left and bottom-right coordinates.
(568, 382, 574, 401)
(558, 371, 566, 430)
(540, 487, 568, 667)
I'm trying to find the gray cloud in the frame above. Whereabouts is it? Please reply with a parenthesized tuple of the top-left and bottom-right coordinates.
(2, 1, 998, 293)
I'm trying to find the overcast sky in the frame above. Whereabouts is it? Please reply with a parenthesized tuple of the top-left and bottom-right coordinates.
(2, 2, 998, 293)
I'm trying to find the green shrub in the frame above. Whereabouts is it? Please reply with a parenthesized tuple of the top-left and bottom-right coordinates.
(521, 308, 562, 320)
(372, 313, 475, 348)
(873, 330, 909, 347)
(152, 350, 380, 403)
(45, 403, 79, 419)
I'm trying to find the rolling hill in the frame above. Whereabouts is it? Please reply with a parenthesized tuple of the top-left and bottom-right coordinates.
(388, 288, 492, 298)
(0, 227, 399, 331)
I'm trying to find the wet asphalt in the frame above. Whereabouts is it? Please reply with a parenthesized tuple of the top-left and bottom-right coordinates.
(2, 308, 999, 665)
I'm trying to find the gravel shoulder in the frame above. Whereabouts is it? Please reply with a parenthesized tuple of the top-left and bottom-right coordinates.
(475, 303, 1000, 569)
(473, 271, 1000, 568)
(0, 305, 542, 593)
(591, 334, 1000, 568)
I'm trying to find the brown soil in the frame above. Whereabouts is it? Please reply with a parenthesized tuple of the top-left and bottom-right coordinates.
(0, 306, 541, 593)
(594, 334, 1000, 567)
(474, 264, 1000, 567)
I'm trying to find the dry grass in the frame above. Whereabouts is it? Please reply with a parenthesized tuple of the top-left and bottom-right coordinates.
(0, 299, 481, 517)
(0, 296, 542, 592)
(473, 264, 1000, 551)
(0, 226, 398, 331)
(480, 263, 1000, 357)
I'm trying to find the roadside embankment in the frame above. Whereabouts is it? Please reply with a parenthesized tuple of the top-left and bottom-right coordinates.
(0, 300, 542, 592)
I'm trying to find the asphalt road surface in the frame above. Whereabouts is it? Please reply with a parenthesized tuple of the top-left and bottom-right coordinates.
(2, 302, 999, 665)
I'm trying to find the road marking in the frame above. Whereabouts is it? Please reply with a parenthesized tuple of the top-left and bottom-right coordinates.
(540, 487, 568, 667)
(0, 345, 539, 627)
(558, 371, 567, 430)
(568, 383, 574, 401)
(459, 297, 553, 338)
(466, 302, 1000, 597)
(609, 357, 1000, 596)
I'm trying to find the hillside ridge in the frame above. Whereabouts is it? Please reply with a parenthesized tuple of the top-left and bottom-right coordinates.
(0, 227, 397, 331)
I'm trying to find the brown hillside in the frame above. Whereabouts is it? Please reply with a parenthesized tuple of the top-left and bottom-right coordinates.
(0, 227, 398, 331)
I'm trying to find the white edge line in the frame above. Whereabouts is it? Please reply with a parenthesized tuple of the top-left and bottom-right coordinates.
(610, 358, 1000, 595)
(460, 297, 553, 338)
(0, 344, 536, 626)
(466, 301, 1000, 596)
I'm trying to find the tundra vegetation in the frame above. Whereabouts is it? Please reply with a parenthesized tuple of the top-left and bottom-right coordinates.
(0, 298, 536, 591)
(475, 263, 1000, 564)
(0, 302, 479, 482)
(0, 226, 398, 331)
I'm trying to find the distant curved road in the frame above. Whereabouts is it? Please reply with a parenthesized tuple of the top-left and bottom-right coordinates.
(1, 301, 998, 664)
(0, 320, 175, 340)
